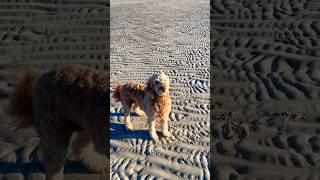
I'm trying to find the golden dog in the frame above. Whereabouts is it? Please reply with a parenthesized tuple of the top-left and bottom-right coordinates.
(113, 72, 172, 141)
(7, 65, 109, 180)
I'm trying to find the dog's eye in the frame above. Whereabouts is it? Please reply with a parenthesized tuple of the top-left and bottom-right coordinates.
(155, 80, 159, 84)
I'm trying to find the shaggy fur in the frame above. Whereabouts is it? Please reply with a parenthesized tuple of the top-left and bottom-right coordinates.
(7, 65, 109, 180)
(113, 72, 172, 141)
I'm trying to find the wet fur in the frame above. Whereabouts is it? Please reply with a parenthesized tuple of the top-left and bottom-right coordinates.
(7, 65, 109, 180)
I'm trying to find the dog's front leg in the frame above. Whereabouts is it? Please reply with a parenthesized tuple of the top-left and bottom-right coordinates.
(41, 132, 71, 180)
(148, 119, 159, 141)
(161, 117, 172, 138)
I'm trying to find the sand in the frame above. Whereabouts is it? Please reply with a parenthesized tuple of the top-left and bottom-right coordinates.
(0, 1, 109, 180)
(0, 0, 210, 179)
(110, 0, 210, 179)
(211, 0, 320, 179)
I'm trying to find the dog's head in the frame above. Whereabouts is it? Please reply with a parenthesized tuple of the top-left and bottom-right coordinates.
(147, 71, 170, 96)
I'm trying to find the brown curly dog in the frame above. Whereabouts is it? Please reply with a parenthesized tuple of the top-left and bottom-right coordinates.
(7, 65, 109, 180)
(113, 72, 172, 141)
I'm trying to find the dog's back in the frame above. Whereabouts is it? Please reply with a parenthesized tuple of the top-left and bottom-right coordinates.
(33, 65, 109, 121)
(113, 82, 146, 104)
(8, 64, 110, 128)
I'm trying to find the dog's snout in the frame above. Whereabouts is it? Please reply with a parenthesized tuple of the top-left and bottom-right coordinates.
(159, 87, 165, 92)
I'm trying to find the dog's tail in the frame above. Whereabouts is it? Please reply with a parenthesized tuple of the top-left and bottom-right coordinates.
(112, 83, 122, 102)
(6, 69, 38, 128)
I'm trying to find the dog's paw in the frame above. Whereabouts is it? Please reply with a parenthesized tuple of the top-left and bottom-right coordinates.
(162, 131, 172, 138)
(151, 134, 159, 142)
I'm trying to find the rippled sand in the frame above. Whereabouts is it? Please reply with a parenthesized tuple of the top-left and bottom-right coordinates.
(110, 0, 210, 179)
(212, 0, 320, 179)
(0, 1, 109, 179)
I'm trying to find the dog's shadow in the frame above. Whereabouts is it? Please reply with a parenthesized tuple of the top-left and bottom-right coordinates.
(110, 122, 150, 141)
(0, 148, 91, 174)
(110, 112, 151, 141)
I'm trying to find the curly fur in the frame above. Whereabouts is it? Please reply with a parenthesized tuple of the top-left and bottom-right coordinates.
(71, 131, 109, 173)
(112, 72, 172, 141)
(7, 65, 109, 180)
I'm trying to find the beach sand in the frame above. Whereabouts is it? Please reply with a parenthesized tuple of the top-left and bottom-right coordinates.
(211, 0, 320, 179)
(110, 0, 210, 179)
(0, 1, 109, 179)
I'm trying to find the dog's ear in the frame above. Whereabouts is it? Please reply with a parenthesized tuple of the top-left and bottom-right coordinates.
(146, 74, 156, 90)
(146, 74, 157, 100)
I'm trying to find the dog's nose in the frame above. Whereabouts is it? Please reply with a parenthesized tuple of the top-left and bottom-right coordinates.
(159, 87, 165, 92)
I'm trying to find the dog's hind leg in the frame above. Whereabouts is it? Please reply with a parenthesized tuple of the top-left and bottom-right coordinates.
(132, 103, 146, 117)
(123, 103, 133, 131)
